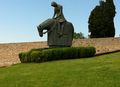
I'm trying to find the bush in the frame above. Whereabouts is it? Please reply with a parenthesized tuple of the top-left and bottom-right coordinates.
(19, 52, 27, 63)
(19, 47, 96, 63)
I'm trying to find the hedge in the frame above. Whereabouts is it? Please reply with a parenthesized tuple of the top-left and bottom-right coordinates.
(19, 47, 96, 63)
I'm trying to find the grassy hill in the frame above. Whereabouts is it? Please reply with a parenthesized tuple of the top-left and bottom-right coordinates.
(0, 52, 120, 87)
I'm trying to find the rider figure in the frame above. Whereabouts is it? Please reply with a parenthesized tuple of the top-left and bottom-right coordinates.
(51, 1, 66, 37)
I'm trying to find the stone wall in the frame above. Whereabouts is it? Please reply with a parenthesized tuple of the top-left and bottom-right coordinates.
(0, 42, 48, 67)
(0, 37, 120, 67)
(72, 37, 120, 54)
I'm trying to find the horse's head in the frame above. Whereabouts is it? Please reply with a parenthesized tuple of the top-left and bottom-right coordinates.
(37, 18, 56, 37)
(37, 25, 43, 37)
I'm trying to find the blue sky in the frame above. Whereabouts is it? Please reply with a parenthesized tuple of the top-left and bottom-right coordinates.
(0, 0, 120, 43)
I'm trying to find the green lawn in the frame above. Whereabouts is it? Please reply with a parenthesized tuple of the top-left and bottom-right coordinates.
(0, 52, 120, 87)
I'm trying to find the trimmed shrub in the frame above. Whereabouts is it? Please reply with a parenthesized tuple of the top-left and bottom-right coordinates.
(30, 51, 42, 62)
(19, 47, 96, 63)
(19, 52, 28, 63)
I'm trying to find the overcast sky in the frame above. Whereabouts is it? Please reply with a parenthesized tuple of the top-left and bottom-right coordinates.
(0, 0, 119, 43)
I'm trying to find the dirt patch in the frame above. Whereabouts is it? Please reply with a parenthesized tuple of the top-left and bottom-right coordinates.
(0, 37, 120, 67)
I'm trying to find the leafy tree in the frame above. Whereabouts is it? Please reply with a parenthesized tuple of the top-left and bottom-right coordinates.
(88, 0, 116, 38)
(73, 32, 85, 39)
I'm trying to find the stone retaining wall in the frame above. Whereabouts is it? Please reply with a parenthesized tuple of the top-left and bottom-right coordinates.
(72, 37, 120, 54)
(0, 37, 120, 67)
(0, 42, 48, 67)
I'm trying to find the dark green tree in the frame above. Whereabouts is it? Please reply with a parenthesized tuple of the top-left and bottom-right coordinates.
(88, 0, 116, 38)
(73, 32, 85, 39)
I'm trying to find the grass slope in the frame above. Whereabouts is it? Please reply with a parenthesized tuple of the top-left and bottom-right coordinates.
(0, 52, 120, 87)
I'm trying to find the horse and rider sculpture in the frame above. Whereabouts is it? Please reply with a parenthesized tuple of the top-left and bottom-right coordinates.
(37, 2, 74, 48)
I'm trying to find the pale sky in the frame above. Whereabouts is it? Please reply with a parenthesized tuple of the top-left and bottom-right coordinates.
(0, 0, 119, 43)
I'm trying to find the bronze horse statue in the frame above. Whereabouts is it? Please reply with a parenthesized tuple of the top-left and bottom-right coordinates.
(37, 18, 74, 48)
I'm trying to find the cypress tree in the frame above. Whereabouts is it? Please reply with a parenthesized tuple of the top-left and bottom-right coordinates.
(88, 0, 116, 38)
